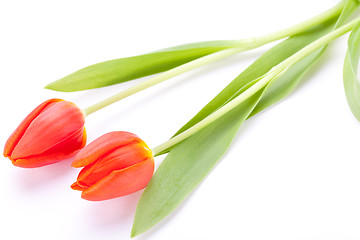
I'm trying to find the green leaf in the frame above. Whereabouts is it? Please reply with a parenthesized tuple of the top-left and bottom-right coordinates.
(173, 33, 329, 136)
(168, 0, 359, 138)
(132, 89, 265, 238)
(344, 22, 360, 121)
(45, 41, 236, 92)
(131, 2, 358, 236)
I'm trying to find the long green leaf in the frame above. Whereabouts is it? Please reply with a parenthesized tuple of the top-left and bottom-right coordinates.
(252, 0, 358, 117)
(45, 41, 235, 92)
(132, 90, 265, 237)
(168, 0, 358, 141)
(344, 22, 360, 120)
(131, 2, 358, 237)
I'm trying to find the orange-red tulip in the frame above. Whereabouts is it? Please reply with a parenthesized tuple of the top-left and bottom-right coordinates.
(3, 99, 86, 168)
(71, 131, 154, 201)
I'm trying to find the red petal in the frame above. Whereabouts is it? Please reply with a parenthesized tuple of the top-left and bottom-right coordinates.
(3, 99, 63, 158)
(11, 101, 85, 160)
(81, 157, 154, 201)
(12, 127, 86, 168)
(71, 131, 142, 168)
(77, 142, 152, 187)
(71, 182, 88, 191)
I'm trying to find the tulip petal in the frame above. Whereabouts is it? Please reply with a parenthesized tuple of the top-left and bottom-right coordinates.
(71, 182, 88, 191)
(11, 101, 85, 160)
(76, 142, 152, 186)
(12, 151, 76, 168)
(81, 158, 154, 201)
(3, 99, 63, 157)
(71, 131, 142, 168)
(12, 127, 86, 168)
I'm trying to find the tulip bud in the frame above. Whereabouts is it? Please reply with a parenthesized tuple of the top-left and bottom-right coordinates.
(71, 131, 154, 201)
(3, 99, 86, 168)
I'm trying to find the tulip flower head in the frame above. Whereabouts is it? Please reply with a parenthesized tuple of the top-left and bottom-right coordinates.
(3, 99, 86, 168)
(71, 131, 154, 201)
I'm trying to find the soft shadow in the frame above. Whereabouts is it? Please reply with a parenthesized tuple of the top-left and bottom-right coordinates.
(12, 157, 74, 191)
(84, 191, 142, 229)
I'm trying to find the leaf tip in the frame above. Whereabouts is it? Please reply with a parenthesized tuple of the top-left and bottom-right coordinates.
(44, 80, 74, 92)
(130, 220, 148, 238)
(130, 228, 137, 238)
(44, 80, 63, 91)
(44, 83, 55, 91)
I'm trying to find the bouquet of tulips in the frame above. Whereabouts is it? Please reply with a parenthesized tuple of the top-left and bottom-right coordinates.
(4, 0, 360, 237)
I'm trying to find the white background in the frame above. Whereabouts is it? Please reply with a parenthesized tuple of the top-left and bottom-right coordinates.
(1, 0, 360, 239)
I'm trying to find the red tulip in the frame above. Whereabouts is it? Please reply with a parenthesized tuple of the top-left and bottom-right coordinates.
(71, 131, 154, 201)
(3, 99, 86, 168)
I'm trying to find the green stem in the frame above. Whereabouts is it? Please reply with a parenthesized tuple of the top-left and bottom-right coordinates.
(232, 0, 345, 48)
(83, 48, 242, 116)
(83, 1, 344, 116)
(152, 16, 360, 155)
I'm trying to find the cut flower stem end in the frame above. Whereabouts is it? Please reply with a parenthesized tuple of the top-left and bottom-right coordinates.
(81, 1, 344, 117)
(151, 16, 360, 156)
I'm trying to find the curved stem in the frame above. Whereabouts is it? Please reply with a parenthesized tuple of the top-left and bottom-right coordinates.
(232, 1, 345, 48)
(83, 48, 242, 116)
(152, 16, 360, 155)
(83, 1, 345, 116)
